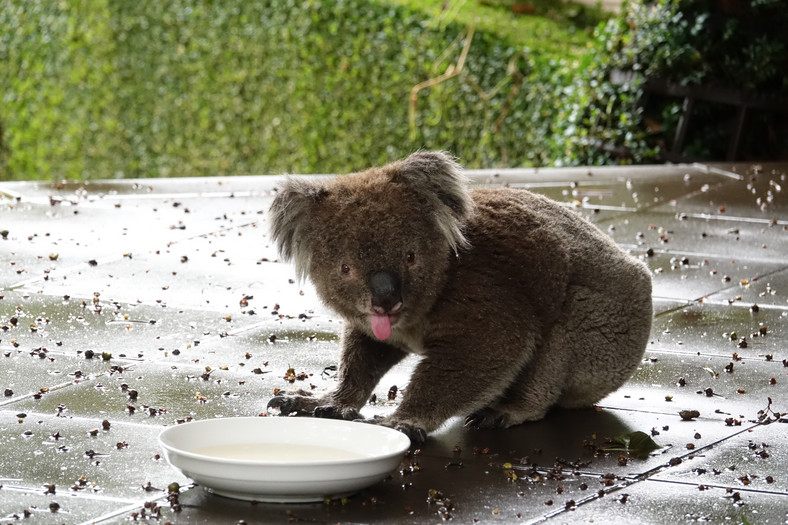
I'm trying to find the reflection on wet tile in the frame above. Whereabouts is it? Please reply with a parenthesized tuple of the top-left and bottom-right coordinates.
(651, 420, 788, 493)
(702, 266, 788, 309)
(0, 488, 134, 525)
(0, 350, 118, 408)
(602, 210, 788, 264)
(1, 298, 222, 371)
(649, 302, 786, 359)
(8, 337, 416, 427)
(604, 301, 785, 420)
(653, 163, 788, 218)
(8, 358, 271, 425)
(567, 477, 788, 524)
(602, 350, 783, 422)
(0, 410, 189, 501)
(118, 442, 614, 524)
(642, 251, 783, 302)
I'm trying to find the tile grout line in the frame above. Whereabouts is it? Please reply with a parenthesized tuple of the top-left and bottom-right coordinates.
(527, 420, 773, 524)
(642, 477, 788, 497)
(0, 483, 140, 505)
(73, 480, 197, 525)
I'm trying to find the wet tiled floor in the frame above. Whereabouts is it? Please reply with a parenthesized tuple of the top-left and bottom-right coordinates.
(1, 163, 786, 524)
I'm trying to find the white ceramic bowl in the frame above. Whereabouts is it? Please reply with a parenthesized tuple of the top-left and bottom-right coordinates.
(158, 417, 411, 502)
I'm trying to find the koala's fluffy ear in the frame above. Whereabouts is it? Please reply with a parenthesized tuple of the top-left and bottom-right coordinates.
(394, 151, 474, 253)
(269, 178, 326, 281)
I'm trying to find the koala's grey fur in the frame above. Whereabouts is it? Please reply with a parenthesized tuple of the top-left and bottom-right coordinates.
(268, 151, 653, 443)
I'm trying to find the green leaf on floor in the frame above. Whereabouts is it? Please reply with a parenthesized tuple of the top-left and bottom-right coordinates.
(604, 431, 661, 457)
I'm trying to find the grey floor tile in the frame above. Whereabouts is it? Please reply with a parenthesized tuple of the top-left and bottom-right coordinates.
(560, 477, 788, 525)
(8, 360, 280, 425)
(2, 165, 786, 524)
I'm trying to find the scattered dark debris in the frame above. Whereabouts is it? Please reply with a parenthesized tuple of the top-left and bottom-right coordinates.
(2, 171, 785, 523)
(679, 410, 700, 421)
(426, 489, 454, 521)
(753, 397, 783, 424)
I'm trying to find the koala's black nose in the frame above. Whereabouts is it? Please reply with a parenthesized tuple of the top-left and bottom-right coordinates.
(369, 271, 402, 314)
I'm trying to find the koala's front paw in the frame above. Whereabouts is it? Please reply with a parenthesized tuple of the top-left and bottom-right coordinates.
(266, 389, 320, 416)
(314, 405, 361, 421)
(368, 417, 427, 444)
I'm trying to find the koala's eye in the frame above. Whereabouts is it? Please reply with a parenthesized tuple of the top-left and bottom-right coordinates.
(341, 264, 351, 275)
(406, 252, 416, 265)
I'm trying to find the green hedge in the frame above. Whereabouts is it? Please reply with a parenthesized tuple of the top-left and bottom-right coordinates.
(4, 1, 785, 180)
(0, 0, 598, 180)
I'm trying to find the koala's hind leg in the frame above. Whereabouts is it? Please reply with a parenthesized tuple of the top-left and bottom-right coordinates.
(556, 281, 652, 409)
(464, 334, 570, 429)
(467, 282, 652, 428)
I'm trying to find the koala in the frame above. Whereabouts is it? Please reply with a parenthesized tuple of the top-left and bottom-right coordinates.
(267, 151, 653, 443)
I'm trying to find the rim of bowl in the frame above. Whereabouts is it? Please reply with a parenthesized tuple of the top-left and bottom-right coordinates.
(158, 417, 411, 467)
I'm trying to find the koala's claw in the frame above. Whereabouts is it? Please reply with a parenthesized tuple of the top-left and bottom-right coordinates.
(266, 395, 301, 415)
(464, 410, 506, 429)
(314, 405, 361, 421)
(394, 423, 427, 444)
(357, 416, 426, 444)
(266, 390, 316, 416)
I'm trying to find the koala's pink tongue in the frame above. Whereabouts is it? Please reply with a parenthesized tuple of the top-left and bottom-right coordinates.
(371, 314, 392, 340)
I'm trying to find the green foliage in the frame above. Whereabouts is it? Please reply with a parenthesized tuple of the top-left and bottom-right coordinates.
(551, 0, 788, 165)
(6, 0, 781, 180)
(0, 0, 121, 180)
(0, 0, 597, 180)
(389, 0, 608, 50)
